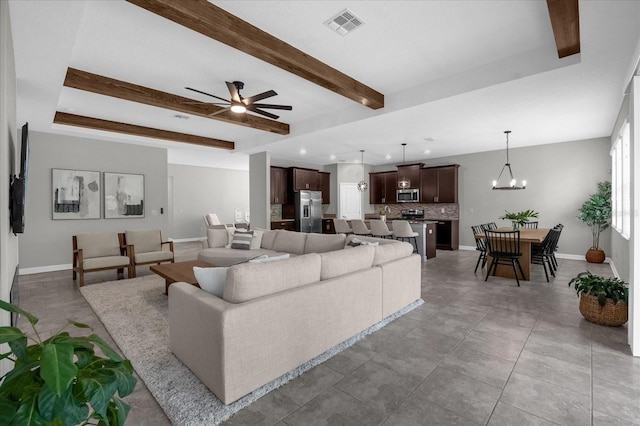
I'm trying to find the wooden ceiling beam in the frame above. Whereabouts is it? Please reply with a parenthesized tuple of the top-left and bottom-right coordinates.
(63, 68, 290, 135)
(54, 112, 235, 150)
(546, 0, 580, 58)
(126, 0, 384, 109)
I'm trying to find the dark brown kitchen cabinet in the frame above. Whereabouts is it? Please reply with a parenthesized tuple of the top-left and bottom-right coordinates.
(290, 168, 318, 191)
(322, 218, 335, 234)
(369, 171, 397, 204)
(420, 165, 459, 203)
(271, 220, 295, 231)
(435, 220, 459, 250)
(396, 164, 422, 189)
(270, 167, 288, 204)
(318, 171, 330, 204)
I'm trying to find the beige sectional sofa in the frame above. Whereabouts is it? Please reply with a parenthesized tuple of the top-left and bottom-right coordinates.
(169, 229, 421, 405)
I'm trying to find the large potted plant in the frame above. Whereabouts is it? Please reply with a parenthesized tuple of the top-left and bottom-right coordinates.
(0, 300, 136, 425)
(568, 271, 628, 326)
(577, 181, 611, 263)
(499, 209, 539, 229)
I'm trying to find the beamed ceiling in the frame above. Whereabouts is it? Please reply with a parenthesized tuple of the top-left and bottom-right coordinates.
(8, 1, 640, 170)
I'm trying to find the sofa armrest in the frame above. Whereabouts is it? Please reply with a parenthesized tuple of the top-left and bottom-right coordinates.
(162, 240, 174, 252)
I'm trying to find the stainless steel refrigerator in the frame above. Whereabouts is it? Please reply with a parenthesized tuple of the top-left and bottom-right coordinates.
(294, 190, 322, 233)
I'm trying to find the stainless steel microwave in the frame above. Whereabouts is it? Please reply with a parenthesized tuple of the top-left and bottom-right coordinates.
(397, 189, 419, 203)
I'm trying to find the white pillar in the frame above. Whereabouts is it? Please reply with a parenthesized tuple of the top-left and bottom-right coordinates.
(249, 152, 270, 230)
(630, 76, 640, 355)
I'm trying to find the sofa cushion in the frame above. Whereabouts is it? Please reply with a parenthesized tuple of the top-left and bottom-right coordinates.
(230, 230, 253, 250)
(304, 233, 346, 254)
(83, 255, 130, 270)
(76, 232, 122, 259)
(125, 229, 162, 254)
(372, 241, 414, 266)
(257, 228, 278, 250)
(319, 245, 375, 280)
(272, 230, 307, 255)
(135, 251, 174, 264)
(224, 253, 321, 303)
(206, 229, 229, 248)
(248, 253, 290, 263)
(193, 266, 228, 297)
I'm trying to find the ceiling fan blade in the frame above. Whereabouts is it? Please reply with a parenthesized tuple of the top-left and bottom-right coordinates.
(207, 107, 231, 117)
(243, 90, 277, 105)
(185, 87, 230, 103)
(226, 81, 241, 103)
(246, 105, 279, 120)
(183, 101, 229, 106)
(250, 103, 292, 110)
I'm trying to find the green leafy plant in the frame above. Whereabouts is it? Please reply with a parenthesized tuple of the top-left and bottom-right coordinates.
(568, 271, 628, 307)
(577, 181, 611, 249)
(499, 209, 539, 228)
(0, 300, 136, 425)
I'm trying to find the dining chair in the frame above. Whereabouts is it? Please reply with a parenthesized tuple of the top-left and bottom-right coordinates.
(370, 219, 393, 238)
(333, 219, 353, 234)
(531, 228, 560, 282)
(484, 229, 525, 286)
(484, 222, 498, 230)
(392, 220, 419, 253)
(471, 225, 487, 273)
(521, 221, 539, 229)
(351, 219, 372, 236)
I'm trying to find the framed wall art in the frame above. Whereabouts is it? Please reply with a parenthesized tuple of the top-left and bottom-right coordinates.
(104, 172, 145, 218)
(52, 169, 101, 220)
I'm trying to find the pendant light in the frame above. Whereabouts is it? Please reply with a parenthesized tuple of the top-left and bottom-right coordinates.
(357, 150, 368, 192)
(398, 143, 410, 189)
(492, 130, 526, 190)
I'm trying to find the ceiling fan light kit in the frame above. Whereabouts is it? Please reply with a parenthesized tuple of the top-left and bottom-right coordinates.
(492, 130, 526, 190)
(398, 143, 411, 189)
(357, 150, 368, 192)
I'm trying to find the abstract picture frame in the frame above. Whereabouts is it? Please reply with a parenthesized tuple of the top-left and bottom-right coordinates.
(52, 168, 101, 220)
(104, 172, 145, 219)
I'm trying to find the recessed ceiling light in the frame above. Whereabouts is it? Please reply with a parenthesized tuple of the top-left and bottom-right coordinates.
(424, 149, 431, 155)
(424, 137, 436, 142)
(329, 154, 336, 160)
(385, 154, 391, 160)
(300, 149, 306, 155)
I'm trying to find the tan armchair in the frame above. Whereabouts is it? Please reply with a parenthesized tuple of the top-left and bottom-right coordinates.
(72, 232, 133, 287)
(124, 229, 174, 277)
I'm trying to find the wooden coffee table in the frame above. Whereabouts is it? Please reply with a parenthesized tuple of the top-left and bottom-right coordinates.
(150, 260, 213, 294)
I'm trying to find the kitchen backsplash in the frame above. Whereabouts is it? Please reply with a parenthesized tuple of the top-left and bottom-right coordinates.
(370, 203, 459, 220)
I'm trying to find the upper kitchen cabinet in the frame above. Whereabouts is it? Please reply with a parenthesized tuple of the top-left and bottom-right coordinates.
(396, 164, 422, 190)
(290, 167, 319, 191)
(369, 171, 398, 204)
(317, 171, 331, 204)
(420, 165, 459, 203)
(270, 166, 288, 204)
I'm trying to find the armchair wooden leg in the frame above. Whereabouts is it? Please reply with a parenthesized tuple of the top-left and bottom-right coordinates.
(129, 263, 136, 278)
(79, 270, 85, 287)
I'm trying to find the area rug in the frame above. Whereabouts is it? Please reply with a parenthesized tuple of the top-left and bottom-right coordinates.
(80, 275, 424, 425)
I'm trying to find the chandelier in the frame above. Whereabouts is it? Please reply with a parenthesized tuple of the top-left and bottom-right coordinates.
(398, 143, 410, 189)
(357, 150, 368, 192)
(492, 131, 526, 190)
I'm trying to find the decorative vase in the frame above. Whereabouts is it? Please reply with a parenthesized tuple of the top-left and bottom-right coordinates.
(579, 292, 627, 326)
(585, 247, 605, 263)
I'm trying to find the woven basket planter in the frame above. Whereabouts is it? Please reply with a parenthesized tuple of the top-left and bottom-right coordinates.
(579, 292, 628, 326)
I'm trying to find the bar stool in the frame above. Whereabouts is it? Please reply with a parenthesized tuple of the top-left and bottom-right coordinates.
(333, 219, 353, 234)
(370, 219, 393, 238)
(392, 220, 418, 253)
(351, 219, 372, 236)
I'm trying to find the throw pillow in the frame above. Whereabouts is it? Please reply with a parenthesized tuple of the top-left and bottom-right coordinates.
(248, 253, 290, 263)
(349, 238, 379, 247)
(250, 229, 264, 249)
(231, 230, 253, 250)
(193, 266, 228, 297)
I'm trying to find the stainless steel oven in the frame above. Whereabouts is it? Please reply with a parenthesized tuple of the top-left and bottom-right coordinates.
(396, 189, 419, 203)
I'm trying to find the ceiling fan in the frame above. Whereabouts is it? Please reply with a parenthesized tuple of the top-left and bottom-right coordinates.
(185, 81, 292, 120)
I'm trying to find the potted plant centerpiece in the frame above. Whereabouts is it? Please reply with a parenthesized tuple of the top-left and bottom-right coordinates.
(499, 209, 539, 230)
(379, 205, 390, 222)
(577, 181, 611, 263)
(0, 301, 136, 425)
(569, 271, 628, 326)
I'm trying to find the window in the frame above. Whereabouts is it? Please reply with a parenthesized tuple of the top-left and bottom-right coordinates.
(611, 121, 630, 239)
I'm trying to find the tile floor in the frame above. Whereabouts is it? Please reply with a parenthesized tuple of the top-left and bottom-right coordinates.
(15, 243, 640, 426)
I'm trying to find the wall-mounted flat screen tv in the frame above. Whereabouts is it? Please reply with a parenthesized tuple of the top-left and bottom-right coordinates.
(10, 122, 29, 234)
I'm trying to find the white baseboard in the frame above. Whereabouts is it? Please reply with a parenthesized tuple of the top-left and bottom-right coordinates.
(20, 264, 72, 275)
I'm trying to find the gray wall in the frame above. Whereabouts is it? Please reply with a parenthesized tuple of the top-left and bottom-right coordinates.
(374, 137, 611, 256)
(1, 0, 18, 357)
(168, 163, 250, 239)
(249, 152, 269, 230)
(19, 132, 169, 270)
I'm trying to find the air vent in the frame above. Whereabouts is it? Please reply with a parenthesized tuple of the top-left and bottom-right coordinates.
(172, 114, 190, 120)
(324, 9, 364, 36)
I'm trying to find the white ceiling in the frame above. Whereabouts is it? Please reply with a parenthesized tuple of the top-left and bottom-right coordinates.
(8, 0, 640, 170)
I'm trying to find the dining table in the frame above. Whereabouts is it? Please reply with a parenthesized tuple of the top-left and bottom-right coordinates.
(476, 227, 550, 281)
